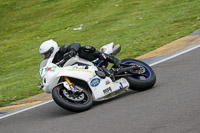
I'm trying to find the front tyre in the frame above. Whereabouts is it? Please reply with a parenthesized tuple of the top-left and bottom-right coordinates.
(52, 84, 93, 112)
(121, 58, 156, 91)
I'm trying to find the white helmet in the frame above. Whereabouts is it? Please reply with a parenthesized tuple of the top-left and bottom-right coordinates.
(39, 39, 59, 59)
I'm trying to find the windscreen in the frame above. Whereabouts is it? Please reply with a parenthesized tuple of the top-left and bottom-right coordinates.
(40, 59, 48, 69)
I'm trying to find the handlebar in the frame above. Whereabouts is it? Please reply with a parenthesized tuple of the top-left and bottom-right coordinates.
(56, 59, 66, 67)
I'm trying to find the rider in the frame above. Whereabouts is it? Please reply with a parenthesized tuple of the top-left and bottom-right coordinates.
(39, 39, 121, 68)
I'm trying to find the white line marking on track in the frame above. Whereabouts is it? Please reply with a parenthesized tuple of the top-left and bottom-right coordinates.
(149, 44, 200, 66)
(0, 100, 53, 120)
(1, 43, 200, 120)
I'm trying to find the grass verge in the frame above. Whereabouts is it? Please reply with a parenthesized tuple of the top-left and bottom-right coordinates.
(0, 0, 200, 106)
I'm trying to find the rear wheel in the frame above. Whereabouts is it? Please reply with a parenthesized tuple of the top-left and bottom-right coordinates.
(52, 84, 93, 112)
(121, 58, 156, 91)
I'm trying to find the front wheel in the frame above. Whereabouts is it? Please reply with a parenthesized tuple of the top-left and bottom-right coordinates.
(52, 84, 93, 112)
(121, 58, 156, 91)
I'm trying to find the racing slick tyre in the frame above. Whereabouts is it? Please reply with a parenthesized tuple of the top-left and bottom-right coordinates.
(121, 58, 156, 91)
(52, 84, 93, 112)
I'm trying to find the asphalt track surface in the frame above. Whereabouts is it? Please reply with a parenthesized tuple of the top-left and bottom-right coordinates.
(1, 47, 200, 133)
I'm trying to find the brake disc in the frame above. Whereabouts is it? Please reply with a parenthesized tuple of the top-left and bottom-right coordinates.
(63, 89, 85, 102)
(130, 63, 146, 74)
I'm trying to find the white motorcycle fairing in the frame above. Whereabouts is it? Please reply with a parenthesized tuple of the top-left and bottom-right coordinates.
(88, 76, 129, 101)
(40, 57, 129, 101)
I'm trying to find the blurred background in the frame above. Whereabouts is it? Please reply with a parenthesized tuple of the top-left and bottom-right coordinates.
(0, 0, 200, 106)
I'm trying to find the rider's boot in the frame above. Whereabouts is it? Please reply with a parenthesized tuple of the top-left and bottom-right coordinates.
(104, 54, 121, 81)
(109, 68, 116, 81)
(101, 53, 121, 68)
(99, 53, 121, 81)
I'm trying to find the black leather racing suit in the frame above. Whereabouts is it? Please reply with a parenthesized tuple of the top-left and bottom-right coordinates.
(52, 42, 120, 67)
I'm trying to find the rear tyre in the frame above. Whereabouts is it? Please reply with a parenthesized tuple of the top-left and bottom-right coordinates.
(121, 58, 156, 91)
(52, 84, 93, 112)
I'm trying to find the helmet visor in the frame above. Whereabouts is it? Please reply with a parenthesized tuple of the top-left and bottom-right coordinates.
(40, 47, 54, 60)
(41, 52, 51, 59)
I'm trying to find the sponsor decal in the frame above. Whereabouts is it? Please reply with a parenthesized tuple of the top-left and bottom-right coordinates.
(68, 69, 93, 73)
(106, 80, 110, 85)
(40, 68, 44, 76)
(45, 66, 57, 72)
(119, 82, 123, 89)
(90, 78, 100, 87)
(103, 87, 112, 94)
(45, 67, 49, 71)
(50, 66, 57, 72)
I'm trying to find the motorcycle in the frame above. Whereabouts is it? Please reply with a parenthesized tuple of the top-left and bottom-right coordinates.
(39, 43, 156, 112)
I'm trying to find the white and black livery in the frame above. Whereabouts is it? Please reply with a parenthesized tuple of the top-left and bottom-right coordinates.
(39, 42, 156, 112)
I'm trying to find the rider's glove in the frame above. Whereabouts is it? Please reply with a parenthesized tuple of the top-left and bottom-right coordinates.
(63, 49, 77, 60)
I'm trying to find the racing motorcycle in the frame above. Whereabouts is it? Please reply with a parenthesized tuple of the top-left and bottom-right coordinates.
(39, 43, 156, 112)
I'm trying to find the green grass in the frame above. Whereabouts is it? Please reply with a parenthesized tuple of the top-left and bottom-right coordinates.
(0, 0, 200, 106)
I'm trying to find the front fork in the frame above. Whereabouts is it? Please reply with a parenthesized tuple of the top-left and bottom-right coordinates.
(64, 77, 82, 92)
(64, 77, 72, 86)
